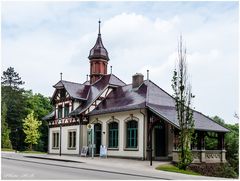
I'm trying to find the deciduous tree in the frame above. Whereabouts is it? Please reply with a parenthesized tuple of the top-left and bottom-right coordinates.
(171, 36, 195, 170)
(25, 91, 52, 151)
(23, 111, 42, 150)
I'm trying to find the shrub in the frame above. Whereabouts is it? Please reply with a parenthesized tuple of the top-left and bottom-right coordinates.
(218, 163, 238, 178)
(188, 163, 238, 178)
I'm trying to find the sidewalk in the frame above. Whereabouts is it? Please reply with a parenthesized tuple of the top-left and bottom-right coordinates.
(2, 152, 224, 180)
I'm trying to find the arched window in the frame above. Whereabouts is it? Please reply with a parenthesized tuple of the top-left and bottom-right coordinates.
(108, 122, 118, 148)
(126, 120, 138, 148)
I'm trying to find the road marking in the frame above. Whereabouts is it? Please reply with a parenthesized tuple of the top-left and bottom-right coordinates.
(2, 157, 171, 180)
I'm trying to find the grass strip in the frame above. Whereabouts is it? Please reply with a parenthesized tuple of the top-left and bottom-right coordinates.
(156, 164, 200, 176)
(1, 148, 15, 152)
(20, 151, 47, 154)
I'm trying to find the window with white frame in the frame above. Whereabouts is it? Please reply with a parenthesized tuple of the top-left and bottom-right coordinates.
(68, 130, 76, 149)
(52, 132, 59, 149)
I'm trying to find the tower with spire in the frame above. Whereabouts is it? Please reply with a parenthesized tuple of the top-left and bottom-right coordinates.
(88, 20, 109, 84)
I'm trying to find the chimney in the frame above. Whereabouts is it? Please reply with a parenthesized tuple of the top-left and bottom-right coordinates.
(132, 73, 144, 88)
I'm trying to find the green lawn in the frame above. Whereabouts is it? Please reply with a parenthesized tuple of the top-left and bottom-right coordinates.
(1, 148, 15, 152)
(1, 148, 46, 154)
(20, 150, 47, 154)
(156, 164, 200, 176)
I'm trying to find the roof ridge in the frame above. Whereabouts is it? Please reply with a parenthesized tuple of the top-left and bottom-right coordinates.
(83, 80, 90, 85)
(61, 80, 84, 86)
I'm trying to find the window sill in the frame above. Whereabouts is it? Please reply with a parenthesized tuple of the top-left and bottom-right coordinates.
(107, 148, 119, 151)
(67, 147, 76, 150)
(124, 148, 139, 151)
(52, 147, 59, 150)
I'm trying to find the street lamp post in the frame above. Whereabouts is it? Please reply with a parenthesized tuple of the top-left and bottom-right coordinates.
(147, 116, 154, 166)
(150, 132, 153, 166)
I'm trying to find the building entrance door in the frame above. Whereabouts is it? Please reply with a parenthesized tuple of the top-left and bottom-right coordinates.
(154, 121, 166, 157)
(94, 123, 102, 155)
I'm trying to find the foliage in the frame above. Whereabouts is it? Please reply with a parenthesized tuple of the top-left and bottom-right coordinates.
(23, 111, 42, 150)
(1, 66, 25, 88)
(1, 148, 15, 152)
(218, 163, 238, 178)
(1, 85, 29, 150)
(1, 103, 12, 148)
(25, 91, 52, 152)
(1, 67, 52, 152)
(156, 164, 200, 175)
(224, 123, 239, 175)
(171, 36, 195, 170)
(189, 163, 238, 178)
(205, 115, 239, 177)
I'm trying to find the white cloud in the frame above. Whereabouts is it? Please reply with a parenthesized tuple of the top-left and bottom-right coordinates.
(1, 2, 238, 124)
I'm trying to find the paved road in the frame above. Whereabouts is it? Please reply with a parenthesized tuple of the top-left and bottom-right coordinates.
(2, 157, 157, 180)
(1, 152, 221, 180)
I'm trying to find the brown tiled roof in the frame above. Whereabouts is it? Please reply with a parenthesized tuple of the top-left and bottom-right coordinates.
(69, 74, 126, 116)
(48, 74, 228, 132)
(88, 83, 147, 115)
(89, 79, 229, 132)
(53, 80, 90, 100)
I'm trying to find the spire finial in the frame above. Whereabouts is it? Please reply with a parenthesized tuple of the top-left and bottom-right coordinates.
(86, 74, 89, 81)
(147, 70, 149, 80)
(60, 72, 63, 80)
(98, 19, 101, 35)
(110, 66, 112, 74)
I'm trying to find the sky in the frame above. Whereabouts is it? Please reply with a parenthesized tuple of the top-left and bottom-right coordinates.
(1, 1, 239, 124)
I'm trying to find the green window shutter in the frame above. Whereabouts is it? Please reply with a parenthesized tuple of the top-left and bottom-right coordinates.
(108, 122, 118, 148)
(65, 105, 69, 117)
(58, 107, 62, 118)
(126, 120, 138, 148)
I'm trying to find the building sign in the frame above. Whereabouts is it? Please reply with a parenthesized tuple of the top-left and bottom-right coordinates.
(100, 145, 107, 158)
(80, 146, 88, 157)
